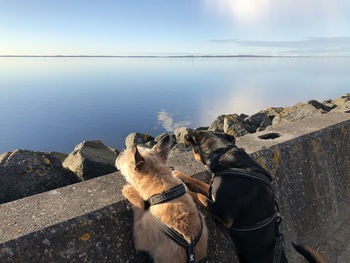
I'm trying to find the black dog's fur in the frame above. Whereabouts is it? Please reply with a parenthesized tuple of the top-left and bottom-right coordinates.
(175, 130, 326, 263)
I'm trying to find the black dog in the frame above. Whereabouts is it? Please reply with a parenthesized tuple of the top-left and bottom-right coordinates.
(173, 130, 326, 263)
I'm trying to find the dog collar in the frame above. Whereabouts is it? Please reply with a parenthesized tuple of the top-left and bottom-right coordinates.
(145, 183, 186, 209)
(206, 145, 235, 172)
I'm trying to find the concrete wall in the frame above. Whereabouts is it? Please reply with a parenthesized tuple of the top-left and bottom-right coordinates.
(1, 111, 349, 262)
(238, 111, 350, 262)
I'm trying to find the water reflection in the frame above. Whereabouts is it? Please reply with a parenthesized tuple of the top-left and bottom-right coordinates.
(0, 57, 349, 153)
(157, 110, 192, 132)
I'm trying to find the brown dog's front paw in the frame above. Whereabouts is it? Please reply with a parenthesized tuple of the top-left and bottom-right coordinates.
(122, 185, 144, 208)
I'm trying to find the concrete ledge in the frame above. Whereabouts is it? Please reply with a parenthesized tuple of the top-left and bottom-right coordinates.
(1, 111, 350, 262)
(0, 160, 237, 262)
(237, 111, 350, 262)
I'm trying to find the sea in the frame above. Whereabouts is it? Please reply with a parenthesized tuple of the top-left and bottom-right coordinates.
(0, 56, 349, 154)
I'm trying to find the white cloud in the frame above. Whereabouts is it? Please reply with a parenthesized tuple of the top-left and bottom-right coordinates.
(157, 110, 192, 132)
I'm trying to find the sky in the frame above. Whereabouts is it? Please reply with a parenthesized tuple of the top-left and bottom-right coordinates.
(1, 0, 350, 56)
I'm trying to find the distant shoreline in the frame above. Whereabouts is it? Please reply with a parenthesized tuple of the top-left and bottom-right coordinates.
(0, 55, 314, 58)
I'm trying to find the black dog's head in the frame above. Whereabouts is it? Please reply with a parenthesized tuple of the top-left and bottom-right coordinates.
(184, 130, 236, 165)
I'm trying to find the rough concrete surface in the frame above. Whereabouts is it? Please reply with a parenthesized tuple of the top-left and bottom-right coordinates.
(1, 110, 350, 263)
(0, 169, 238, 263)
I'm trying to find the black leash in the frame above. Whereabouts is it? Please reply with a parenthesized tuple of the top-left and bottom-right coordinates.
(146, 184, 205, 263)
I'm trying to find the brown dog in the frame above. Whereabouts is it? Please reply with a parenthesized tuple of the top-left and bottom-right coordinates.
(116, 135, 207, 263)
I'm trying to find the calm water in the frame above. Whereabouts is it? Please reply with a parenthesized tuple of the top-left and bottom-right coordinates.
(0, 57, 349, 153)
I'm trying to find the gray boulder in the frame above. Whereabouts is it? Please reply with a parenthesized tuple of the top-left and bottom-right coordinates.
(223, 114, 254, 137)
(208, 115, 225, 132)
(195, 126, 209, 131)
(169, 143, 190, 153)
(272, 102, 324, 127)
(48, 152, 68, 163)
(244, 112, 272, 131)
(174, 127, 193, 144)
(307, 100, 335, 112)
(322, 98, 337, 110)
(259, 107, 284, 121)
(0, 150, 79, 204)
(155, 133, 177, 148)
(257, 118, 273, 131)
(125, 133, 154, 148)
(63, 140, 118, 181)
(332, 94, 350, 109)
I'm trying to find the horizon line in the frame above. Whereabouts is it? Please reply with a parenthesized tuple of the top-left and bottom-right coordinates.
(1, 54, 349, 58)
(0, 54, 313, 58)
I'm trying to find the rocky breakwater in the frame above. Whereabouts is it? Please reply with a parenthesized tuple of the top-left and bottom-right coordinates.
(127, 93, 350, 148)
(0, 93, 349, 205)
(0, 140, 119, 204)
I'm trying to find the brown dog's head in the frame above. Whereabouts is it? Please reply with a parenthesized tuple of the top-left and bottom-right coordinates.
(184, 130, 236, 165)
(115, 134, 171, 187)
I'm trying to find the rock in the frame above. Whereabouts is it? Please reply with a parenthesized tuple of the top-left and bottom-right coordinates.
(239, 113, 249, 119)
(48, 152, 68, 163)
(108, 147, 120, 156)
(272, 102, 324, 127)
(63, 140, 118, 181)
(224, 114, 254, 137)
(208, 115, 225, 132)
(155, 133, 177, 148)
(260, 107, 284, 121)
(195, 126, 209, 131)
(169, 143, 190, 153)
(244, 112, 272, 131)
(174, 127, 193, 144)
(307, 100, 335, 112)
(125, 133, 154, 148)
(144, 141, 157, 148)
(322, 98, 336, 109)
(332, 94, 350, 109)
(0, 150, 79, 204)
(257, 118, 273, 131)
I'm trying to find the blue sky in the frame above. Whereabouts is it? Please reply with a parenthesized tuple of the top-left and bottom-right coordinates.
(1, 0, 350, 56)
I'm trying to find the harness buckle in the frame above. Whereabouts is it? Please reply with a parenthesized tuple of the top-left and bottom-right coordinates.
(188, 245, 196, 263)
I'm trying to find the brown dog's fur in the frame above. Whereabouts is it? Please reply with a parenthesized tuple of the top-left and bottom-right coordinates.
(116, 137, 207, 263)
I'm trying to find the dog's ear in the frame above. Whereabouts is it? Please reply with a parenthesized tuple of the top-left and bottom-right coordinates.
(184, 133, 196, 148)
(152, 134, 170, 162)
(132, 144, 145, 171)
(225, 133, 236, 145)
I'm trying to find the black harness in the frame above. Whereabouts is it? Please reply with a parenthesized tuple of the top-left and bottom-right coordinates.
(145, 184, 205, 263)
(206, 146, 285, 263)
